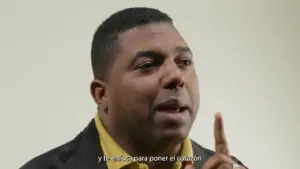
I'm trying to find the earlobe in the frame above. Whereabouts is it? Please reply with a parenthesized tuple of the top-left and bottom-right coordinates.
(90, 79, 108, 106)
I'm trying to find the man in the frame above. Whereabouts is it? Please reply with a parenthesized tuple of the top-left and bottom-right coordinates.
(20, 7, 248, 169)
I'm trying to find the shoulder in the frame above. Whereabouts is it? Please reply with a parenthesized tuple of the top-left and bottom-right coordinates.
(190, 140, 248, 168)
(19, 132, 83, 169)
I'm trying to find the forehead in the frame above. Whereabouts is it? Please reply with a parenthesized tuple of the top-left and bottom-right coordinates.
(118, 22, 188, 55)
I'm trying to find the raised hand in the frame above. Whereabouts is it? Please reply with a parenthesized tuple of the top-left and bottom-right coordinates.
(185, 112, 245, 169)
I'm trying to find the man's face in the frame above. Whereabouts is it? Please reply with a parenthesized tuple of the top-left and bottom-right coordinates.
(107, 22, 199, 147)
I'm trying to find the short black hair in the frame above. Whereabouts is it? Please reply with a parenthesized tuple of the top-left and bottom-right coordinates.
(91, 7, 173, 80)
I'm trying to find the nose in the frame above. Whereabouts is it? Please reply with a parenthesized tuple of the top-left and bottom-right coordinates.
(161, 63, 185, 90)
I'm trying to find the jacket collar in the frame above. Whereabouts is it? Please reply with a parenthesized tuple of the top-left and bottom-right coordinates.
(59, 119, 208, 169)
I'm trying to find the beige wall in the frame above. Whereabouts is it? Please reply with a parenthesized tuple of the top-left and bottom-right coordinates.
(0, 0, 299, 169)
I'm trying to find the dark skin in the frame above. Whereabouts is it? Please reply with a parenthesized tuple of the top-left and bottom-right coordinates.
(184, 113, 246, 169)
(91, 22, 244, 169)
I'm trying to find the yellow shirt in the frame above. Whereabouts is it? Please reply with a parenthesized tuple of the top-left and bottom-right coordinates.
(94, 113, 194, 169)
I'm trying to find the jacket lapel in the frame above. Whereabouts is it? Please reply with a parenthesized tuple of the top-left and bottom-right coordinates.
(191, 140, 211, 169)
(60, 119, 210, 169)
(65, 120, 108, 169)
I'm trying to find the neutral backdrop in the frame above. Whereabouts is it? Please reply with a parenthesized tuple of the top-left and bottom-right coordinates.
(1, 0, 299, 169)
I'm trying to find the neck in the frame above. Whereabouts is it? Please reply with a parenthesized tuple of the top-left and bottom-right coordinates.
(143, 143, 183, 169)
(125, 136, 183, 169)
(99, 111, 184, 168)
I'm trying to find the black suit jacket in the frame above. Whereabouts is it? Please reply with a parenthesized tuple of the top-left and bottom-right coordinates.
(20, 119, 248, 169)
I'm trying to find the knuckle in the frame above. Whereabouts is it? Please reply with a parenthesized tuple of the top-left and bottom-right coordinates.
(215, 153, 224, 164)
(214, 153, 224, 161)
(214, 152, 222, 158)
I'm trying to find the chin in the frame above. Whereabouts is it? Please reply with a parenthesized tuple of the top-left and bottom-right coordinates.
(155, 126, 190, 144)
(148, 127, 188, 155)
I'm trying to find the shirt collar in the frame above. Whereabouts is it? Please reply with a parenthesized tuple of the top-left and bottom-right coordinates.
(94, 113, 194, 169)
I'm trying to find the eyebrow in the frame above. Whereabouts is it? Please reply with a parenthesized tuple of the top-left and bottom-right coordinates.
(174, 46, 192, 55)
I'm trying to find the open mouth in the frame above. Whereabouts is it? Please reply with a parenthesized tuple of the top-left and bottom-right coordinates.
(156, 106, 188, 113)
(155, 98, 188, 113)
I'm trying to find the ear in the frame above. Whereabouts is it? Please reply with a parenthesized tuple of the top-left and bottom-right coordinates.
(90, 79, 108, 111)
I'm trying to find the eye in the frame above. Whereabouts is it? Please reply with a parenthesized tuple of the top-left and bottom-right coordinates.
(138, 62, 155, 69)
(135, 61, 157, 72)
(177, 59, 193, 68)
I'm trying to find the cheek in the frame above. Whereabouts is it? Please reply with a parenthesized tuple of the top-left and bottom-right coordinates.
(186, 74, 200, 110)
(192, 83, 200, 109)
(128, 77, 159, 105)
(112, 77, 159, 112)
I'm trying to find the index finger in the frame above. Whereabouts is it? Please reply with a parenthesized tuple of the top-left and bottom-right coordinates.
(214, 112, 230, 156)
